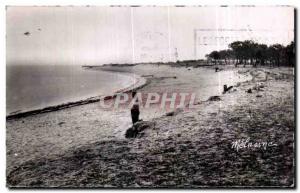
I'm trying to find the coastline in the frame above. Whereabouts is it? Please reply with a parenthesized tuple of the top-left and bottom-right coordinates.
(7, 65, 294, 187)
(6, 64, 247, 173)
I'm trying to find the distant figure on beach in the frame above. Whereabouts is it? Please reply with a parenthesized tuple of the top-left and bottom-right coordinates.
(131, 91, 140, 125)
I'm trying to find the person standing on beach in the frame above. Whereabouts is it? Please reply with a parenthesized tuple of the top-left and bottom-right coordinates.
(131, 91, 140, 125)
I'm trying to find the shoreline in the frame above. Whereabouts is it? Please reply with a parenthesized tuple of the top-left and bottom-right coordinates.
(6, 68, 148, 120)
(6, 64, 248, 172)
(6, 63, 242, 120)
(7, 65, 294, 187)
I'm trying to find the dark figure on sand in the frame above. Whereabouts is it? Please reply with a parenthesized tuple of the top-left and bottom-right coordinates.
(131, 91, 140, 125)
(223, 84, 234, 94)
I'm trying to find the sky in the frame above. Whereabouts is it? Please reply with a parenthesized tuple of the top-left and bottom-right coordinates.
(6, 6, 294, 65)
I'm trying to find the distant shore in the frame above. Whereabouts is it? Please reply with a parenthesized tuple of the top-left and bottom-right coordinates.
(83, 59, 212, 69)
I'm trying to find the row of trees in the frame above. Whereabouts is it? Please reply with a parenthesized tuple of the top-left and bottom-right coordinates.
(206, 40, 295, 67)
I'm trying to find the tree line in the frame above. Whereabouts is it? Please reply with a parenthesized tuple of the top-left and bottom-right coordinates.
(206, 40, 295, 67)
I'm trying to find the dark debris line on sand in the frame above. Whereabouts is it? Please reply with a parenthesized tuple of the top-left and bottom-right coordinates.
(7, 68, 294, 188)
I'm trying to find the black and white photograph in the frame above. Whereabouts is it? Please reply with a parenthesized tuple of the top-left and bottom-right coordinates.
(5, 4, 296, 188)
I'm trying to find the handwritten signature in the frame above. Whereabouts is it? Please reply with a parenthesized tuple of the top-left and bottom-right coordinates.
(231, 138, 278, 152)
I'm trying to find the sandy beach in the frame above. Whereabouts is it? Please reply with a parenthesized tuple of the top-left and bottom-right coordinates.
(6, 65, 294, 187)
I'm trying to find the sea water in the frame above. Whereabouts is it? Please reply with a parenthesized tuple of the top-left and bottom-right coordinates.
(6, 65, 136, 115)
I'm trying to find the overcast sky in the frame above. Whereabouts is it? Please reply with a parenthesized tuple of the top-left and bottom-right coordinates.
(7, 6, 294, 65)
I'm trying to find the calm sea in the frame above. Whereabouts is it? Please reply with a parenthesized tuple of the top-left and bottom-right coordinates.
(6, 65, 136, 115)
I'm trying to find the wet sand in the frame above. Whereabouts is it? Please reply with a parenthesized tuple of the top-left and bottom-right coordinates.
(6, 65, 294, 187)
